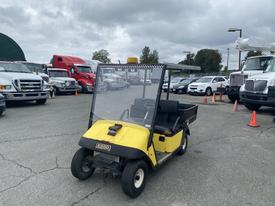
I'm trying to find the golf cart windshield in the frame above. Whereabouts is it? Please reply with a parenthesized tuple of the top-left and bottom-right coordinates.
(91, 64, 163, 127)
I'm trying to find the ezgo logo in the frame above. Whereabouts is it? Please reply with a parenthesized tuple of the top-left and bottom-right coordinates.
(95, 143, 111, 151)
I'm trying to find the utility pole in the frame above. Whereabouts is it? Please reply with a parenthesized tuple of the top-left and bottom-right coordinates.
(226, 48, 230, 70)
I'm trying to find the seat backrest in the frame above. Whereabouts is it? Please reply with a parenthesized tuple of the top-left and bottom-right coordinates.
(156, 100, 179, 124)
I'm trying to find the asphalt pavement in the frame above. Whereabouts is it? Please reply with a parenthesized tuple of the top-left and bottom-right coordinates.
(0, 92, 275, 206)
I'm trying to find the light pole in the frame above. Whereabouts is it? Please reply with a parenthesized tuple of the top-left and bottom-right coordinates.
(226, 48, 230, 70)
(228, 28, 242, 70)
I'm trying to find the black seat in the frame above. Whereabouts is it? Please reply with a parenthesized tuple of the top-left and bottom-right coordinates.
(154, 100, 182, 136)
(130, 98, 155, 121)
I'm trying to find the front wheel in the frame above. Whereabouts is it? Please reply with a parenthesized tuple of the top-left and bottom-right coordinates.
(205, 87, 212, 96)
(36, 99, 47, 105)
(121, 160, 148, 198)
(228, 94, 239, 103)
(244, 103, 261, 111)
(71, 148, 95, 180)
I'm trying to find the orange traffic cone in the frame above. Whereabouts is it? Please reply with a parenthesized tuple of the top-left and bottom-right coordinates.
(203, 96, 208, 104)
(248, 111, 260, 127)
(75, 90, 78, 96)
(211, 93, 216, 103)
(232, 100, 238, 112)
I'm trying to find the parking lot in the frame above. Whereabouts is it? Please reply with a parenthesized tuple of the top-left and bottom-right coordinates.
(0, 93, 275, 206)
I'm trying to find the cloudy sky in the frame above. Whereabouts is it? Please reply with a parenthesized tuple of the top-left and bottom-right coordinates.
(1, 0, 275, 69)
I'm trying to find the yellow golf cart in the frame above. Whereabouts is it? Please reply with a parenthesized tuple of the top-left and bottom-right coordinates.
(71, 63, 198, 198)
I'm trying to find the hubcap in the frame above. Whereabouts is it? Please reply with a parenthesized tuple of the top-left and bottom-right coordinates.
(82, 156, 93, 173)
(134, 168, 144, 188)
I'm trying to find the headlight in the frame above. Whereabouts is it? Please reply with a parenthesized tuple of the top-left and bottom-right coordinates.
(0, 85, 12, 91)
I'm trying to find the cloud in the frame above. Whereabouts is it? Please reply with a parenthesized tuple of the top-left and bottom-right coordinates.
(0, 0, 275, 69)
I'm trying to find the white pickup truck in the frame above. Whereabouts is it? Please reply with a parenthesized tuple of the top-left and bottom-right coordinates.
(240, 58, 275, 110)
(0, 61, 48, 104)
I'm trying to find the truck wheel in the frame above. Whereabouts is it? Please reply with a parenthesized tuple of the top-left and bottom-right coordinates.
(0, 111, 3, 116)
(228, 94, 239, 103)
(244, 103, 261, 111)
(36, 99, 47, 105)
(177, 132, 188, 156)
(205, 87, 212, 96)
(121, 160, 148, 198)
(71, 148, 95, 180)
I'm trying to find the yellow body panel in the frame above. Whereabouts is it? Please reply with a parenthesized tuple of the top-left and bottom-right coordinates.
(83, 120, 157, 165)
(153, 131, 183, 153)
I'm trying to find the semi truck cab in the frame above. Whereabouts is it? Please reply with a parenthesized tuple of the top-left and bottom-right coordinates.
(240, 58, 275, 110)
(51, 55, 95, 92)
(228, 56, 272, 102)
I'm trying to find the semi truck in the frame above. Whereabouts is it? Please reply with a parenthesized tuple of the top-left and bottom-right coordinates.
(51, 55, 95, 92)
(240, 56, 275, 110)
(227, 38, 273, 102)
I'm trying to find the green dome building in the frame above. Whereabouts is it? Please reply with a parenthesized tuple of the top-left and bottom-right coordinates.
(0, 33, 26, 61)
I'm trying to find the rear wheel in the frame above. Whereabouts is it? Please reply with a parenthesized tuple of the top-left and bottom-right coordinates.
(244, 103, 261, 111)
(36, 99, 47, 105)
(121, 160, 148, 198)
(177, 132, 188, 156)
(71, 148, 95, 180)
(205, 87, 212, 96)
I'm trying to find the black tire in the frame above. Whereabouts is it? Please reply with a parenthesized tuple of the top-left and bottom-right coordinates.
(205, 87, 212, 96)
(227, 94, 239, 103)
(244, 103, 261, 111)
(177, 132, 188, 156)
(0, 111, 3, 116)
(121, 160, 148, 198)
(71, 148, 95, 180)
(36, 99, 47, 105)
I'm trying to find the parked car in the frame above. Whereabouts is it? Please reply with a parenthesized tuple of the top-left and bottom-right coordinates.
(162, 77, 186, 92)
(51, 55, 96, 92)
(103, 73, 129, 90)
(188, 76, 228, 96)
(172, 78, 198, 94)
(0, 61, 49, 104)
(240, 58, 275, 111)
(45, 68, 78, 94)
(0, 93, 6, 115)
(227, 56, 272, 102)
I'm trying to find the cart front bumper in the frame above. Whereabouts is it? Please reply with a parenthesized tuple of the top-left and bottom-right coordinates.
(79, 137, 146, 159)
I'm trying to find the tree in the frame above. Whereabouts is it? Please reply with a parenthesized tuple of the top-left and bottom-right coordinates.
(178, 53, 195, 65)
(194, 49, 222, 73)
(150, 50, 159, 64)
(140, 46, 159, 64)
(245, 50, 262, 60)
(92, 49, 111, 63)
